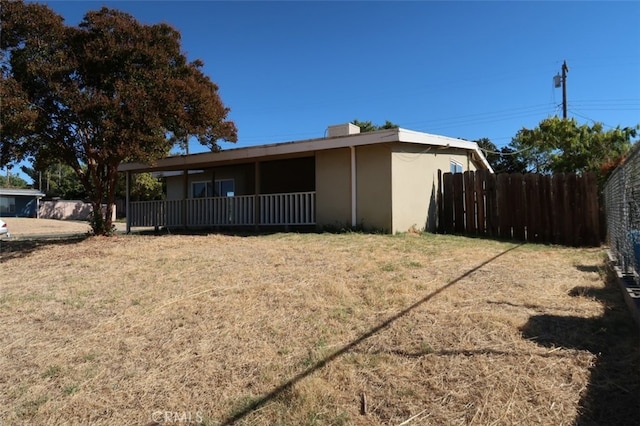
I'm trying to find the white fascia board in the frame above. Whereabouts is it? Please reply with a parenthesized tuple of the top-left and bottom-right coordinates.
(396, 129, 493, 172)
(397, 128, 476, 150)
(473, 147, 494, 173)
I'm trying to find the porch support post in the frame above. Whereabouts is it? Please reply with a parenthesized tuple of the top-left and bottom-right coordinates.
(350, 146, 357, 228)
(125, 171, 131, 233)
(254, 161, 260, 230)
(211, 169, 216, 228)
(182, 169, 188, 229)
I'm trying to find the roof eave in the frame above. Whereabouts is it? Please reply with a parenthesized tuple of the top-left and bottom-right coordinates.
(119, 129, 401, 173)
(0, 188, 46, 197)
(119, 127, 494, 173)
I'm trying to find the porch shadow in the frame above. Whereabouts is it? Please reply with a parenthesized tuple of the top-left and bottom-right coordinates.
(0, 235, 89, 263)
(128, 223, 398, 237)
(219, 244, 523, 425)
(520, 265, 640, 426)
(128, 225, 317, 237)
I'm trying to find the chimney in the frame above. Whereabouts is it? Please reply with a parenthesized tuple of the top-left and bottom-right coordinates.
(327, 123, 361, 138)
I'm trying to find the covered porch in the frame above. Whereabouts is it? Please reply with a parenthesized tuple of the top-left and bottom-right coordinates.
(123, 154, 317, 231)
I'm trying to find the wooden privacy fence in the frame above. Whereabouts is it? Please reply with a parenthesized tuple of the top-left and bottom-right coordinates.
(437, 170, 601, 247)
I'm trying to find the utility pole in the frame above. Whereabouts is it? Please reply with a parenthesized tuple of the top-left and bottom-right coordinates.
(561, 60, 569, 119)
(553, 60, 569, 119)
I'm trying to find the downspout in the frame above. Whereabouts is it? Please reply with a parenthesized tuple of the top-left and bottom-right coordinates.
(125, 171, 131, 233)
(350, 146, 356, 228)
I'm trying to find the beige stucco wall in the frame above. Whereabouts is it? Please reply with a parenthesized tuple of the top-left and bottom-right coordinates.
(315, 148, 351, 228)
(390, 144, 478, 233)
(160, 142, 486, 233)
(315, 144, 392, 231)
(356, 144, 392, 232)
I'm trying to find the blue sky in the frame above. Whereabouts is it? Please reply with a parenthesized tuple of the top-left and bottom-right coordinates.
(8, 1, 640, 179)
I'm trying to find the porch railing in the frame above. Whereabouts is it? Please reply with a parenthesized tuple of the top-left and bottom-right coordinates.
(129, 191, 315, 228)
(259, 192, 315, 225)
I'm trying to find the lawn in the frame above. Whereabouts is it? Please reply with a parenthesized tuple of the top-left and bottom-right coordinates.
(0, 231, 638, 425)
(0, 218, 129, 239)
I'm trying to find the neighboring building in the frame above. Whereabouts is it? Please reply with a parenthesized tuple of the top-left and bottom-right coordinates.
(0, 188, 46, 218)
(119, 124, 493, 233)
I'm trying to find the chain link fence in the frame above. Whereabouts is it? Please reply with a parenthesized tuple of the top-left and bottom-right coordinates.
(604, 143, 640, 276)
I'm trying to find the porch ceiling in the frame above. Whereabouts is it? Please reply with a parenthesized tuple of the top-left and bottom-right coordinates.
(121, 150, 314, 173)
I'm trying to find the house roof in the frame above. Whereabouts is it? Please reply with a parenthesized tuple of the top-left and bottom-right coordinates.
(0, 188, 46, 197)
(119, 127, 493, 173)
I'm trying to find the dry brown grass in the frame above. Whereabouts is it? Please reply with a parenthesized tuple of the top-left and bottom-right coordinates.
(1, 218, 91, 238)
(0, 232, 638, 425)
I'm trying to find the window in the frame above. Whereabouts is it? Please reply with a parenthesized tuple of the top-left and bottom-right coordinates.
(216, 179, 234, 197)
(192, 182, 212, 198)
(450, 160, 463, 174)
(191, 179, 235, 198)
(0, 196, 16, 214)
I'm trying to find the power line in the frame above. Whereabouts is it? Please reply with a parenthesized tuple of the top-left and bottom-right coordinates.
(402, 104, 555, 130)
(232, 103, 557, 143)
(571, 98, 640, 104)
(478, 145, 533, 156)
(569, 109, 618, 129)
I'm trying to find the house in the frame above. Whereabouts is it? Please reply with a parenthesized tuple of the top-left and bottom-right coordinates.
(0, 188, 46, 218)
(119, 124, 493, 233)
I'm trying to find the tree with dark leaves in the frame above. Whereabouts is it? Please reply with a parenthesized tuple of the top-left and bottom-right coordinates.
(1, 1, 237, 234)
(510, 116, 638, 184)
(475, 138, 528, 174)
(351, 119, 399, 132)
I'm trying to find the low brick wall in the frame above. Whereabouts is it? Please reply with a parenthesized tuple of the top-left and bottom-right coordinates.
(39, 200, 116, 221)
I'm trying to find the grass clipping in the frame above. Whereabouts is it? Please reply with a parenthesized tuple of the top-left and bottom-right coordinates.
(1, 232, 638, 425)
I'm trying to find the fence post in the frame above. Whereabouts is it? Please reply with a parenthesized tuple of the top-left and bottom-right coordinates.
(442, 173, 454, 233)
(511, 173, 525, 241)
(475, 170, 486, 235)
(486, 173, 497, 236)
(539, 175, 552, 244)
(524, 174, 538, 242)
(586, 172, 600, 246)
(464, 171, 476, 234)
(453, 173, 464, 233)
(497, 174, 511, 239)
(565, 173, 578, 246)
(551, 174, 563, 245)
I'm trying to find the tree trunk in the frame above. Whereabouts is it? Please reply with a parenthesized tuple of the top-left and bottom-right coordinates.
(89, 198, 106, 235)
(102, 164, 120, 235)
